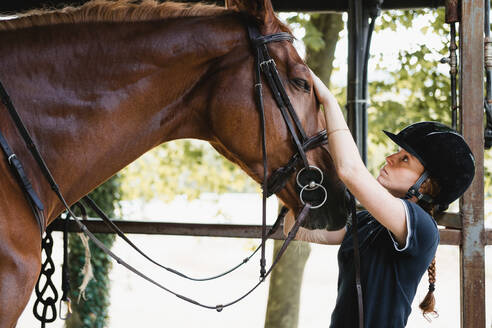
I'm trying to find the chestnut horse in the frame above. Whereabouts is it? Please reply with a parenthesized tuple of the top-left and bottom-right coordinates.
(0, 0, 348, 326)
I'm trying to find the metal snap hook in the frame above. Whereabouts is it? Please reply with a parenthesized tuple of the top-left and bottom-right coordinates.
(296, 165, 323, 190)
(299, 182, 327, 209)
(59, 297, 72, 320)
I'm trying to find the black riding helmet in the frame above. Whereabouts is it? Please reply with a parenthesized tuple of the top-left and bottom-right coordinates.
(383, 121, 475, 206)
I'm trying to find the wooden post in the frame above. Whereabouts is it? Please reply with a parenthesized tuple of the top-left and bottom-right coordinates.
(459, 0, 485, 327)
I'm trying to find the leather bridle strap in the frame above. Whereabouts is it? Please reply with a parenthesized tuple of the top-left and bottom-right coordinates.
(250, 29, 270, 278)
(82, 195, 289, 282)
(247, 24, 328, 278)
(349, 191, 364, 328)
(66, 200, 311, 311)
(266, 130, 327, 196)
(248, 25, 310, 170)
(0, 80, 45, 234)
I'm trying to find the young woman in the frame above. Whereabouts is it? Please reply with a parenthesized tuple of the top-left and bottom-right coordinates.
(284, 71, 475, 327)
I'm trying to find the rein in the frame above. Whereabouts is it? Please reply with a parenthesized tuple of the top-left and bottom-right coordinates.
(0, 19, 337, 318)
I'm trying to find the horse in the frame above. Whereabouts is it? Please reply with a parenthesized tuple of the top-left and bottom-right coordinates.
(0, 0, 349, 326)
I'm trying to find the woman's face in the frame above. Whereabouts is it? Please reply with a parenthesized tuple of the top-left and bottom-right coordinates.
(377, 149, 425, 198)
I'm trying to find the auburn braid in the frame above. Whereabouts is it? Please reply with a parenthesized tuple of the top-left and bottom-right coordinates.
(419, 257, 438, 320)
(417, 178, 440, 321)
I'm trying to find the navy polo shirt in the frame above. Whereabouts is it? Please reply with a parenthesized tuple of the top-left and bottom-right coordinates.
(329, 199, 439, 328)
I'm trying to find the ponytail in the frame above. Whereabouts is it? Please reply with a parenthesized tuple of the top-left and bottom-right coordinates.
(419, 257, 439, 321)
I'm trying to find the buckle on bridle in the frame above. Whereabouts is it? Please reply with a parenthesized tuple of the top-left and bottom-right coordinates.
(7, 153, 16, 164)
(260, 59, 275, 71)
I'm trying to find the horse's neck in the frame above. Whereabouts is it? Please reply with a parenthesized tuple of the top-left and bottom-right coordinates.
(0, 15, 245, 220)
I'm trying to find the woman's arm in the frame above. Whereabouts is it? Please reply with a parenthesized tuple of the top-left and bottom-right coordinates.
(310, 71, 408, 246)
(283, 211, 346, 245)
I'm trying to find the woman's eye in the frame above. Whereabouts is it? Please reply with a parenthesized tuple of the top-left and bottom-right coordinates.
(402, 156, 408, 162)
(291, 78, 311, 93)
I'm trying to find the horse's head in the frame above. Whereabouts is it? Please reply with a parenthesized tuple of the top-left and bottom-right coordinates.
(208, 0, 350, 230)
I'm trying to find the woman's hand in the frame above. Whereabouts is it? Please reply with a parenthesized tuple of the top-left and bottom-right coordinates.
(284, 211, 346, 245)
(310, 69, 336, 104)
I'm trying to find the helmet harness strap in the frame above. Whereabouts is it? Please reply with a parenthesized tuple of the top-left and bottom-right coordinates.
(405, 171, 433, 204)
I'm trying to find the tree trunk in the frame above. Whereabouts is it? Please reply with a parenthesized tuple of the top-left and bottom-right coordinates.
(305, 14, 344, 88)
(264, 240, 311, 327)
(264, 13, 343, 328)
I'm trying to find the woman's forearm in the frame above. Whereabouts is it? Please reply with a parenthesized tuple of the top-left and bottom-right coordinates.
(311, 73, 365, 180)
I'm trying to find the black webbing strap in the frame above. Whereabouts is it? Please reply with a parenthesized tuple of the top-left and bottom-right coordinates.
(349, 192, 364, 328)
(405, 170, 432, 203)
(82, 195, 289, 282)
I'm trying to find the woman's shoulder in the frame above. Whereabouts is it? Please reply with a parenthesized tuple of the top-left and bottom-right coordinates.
(401, 199, 438, 229)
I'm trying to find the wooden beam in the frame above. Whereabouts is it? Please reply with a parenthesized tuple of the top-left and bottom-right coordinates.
(49, 218, 490, 246)
(49, 218, 287, 240)
(459, 0, 486, 327)
(435, 211, 461, 228)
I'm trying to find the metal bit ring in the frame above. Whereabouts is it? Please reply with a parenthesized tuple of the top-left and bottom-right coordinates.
(299, 182, 327, 209)
(296, 165, 323, 190)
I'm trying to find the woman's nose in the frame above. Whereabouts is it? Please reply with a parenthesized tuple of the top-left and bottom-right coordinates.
(386, 152, 399, 165)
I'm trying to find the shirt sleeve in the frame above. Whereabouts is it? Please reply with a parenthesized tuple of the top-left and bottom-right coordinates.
(387, 199, 439, 256)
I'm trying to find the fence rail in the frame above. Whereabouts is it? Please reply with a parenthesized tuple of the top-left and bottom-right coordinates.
(49, 217, 491, 246)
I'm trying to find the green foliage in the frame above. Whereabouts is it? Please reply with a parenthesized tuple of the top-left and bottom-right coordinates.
(286, 13, 326, 52)
(367, 8, 491, 212)
(120, 140, 257, 201)
(66, 175, 121, 328)
(366, 9, 453, 173)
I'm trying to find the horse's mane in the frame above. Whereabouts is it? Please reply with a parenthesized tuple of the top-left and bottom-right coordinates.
(0, 0, 230, 31)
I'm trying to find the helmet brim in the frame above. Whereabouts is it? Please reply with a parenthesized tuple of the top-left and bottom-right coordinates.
(383, 130, 426, 166)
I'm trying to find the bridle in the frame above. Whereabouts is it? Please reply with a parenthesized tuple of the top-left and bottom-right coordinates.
(0, 19, 360, 322)
(248, 24, 362, 328)
(246, 23, 329, 278)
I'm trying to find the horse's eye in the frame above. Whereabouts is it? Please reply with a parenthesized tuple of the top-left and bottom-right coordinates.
(291, 78, 311, 93)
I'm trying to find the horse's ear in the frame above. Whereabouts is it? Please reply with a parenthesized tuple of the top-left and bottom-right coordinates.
(225, 0, 276, 27)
